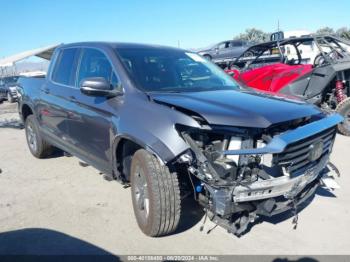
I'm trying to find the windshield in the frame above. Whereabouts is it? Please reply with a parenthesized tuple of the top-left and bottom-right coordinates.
(115, 48, 240, 93)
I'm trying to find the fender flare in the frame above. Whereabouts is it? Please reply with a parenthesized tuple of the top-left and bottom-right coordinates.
(20, 102, 35, 122)
(111, 133, 174, 178)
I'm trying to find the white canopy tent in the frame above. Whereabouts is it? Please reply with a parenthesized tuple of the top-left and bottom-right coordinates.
(0, 44, 60, 68)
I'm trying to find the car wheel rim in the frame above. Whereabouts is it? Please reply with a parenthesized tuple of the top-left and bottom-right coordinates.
(134, 166, 149, 221)
(341, 109, 350, 130)
(27, 124, 37, 152)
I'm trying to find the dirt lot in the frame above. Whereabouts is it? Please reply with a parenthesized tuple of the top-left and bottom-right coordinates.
(0, 101, 350, 256)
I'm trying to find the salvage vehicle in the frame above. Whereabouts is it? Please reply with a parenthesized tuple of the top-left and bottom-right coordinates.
(0, 75, 19, 103)
(17, 42, 342, 237)
(225, 35, 350, 136)
(197, 40, 254, 62)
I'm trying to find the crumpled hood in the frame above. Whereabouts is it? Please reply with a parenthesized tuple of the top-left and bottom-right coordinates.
(150, 90, 321, 128)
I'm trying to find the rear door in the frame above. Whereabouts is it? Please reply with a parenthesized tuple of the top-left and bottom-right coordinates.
(227, 41, 245, 58)
(38, 47, 81, 149)
(214, 42, 230, 59)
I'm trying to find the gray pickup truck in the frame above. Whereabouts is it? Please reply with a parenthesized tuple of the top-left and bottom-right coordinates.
(17, 42, 342, 237)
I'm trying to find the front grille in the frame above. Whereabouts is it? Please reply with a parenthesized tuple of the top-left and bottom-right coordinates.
(273, 127, 336, 174)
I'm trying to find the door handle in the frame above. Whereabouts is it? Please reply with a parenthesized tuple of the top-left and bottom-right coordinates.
(41, 87, 50, 94)
(68, 96, 78, 103)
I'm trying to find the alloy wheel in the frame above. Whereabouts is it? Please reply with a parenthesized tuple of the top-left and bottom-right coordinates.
(27, 124, 38, 153)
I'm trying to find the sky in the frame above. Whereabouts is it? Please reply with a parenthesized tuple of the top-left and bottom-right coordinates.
(1, 0, 350, 58)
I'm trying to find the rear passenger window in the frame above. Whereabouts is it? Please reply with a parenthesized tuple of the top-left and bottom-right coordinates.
(230, 41, 242, 47)
(77, 48, 120, 88)
(52, 48, 80, 86)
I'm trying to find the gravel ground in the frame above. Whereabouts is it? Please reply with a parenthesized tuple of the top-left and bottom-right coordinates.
(0, 101, 349, 256)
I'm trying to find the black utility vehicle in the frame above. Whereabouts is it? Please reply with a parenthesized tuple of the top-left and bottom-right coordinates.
(18, 42, 342, 237)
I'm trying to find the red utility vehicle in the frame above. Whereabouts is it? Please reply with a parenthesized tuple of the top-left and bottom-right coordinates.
(224, 35, 350, 136)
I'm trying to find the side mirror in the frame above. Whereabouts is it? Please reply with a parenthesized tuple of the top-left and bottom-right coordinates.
(80, 77, 123, 97)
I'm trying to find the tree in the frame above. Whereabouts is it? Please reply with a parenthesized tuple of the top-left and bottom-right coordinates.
(336, 27, 350, 40)
(234, 28, 270, 43)
(316, 27, 335, 35)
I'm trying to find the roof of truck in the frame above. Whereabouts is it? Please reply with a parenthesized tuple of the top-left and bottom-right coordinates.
(61, 42, 186, 51)
(0, 42, 189, 68)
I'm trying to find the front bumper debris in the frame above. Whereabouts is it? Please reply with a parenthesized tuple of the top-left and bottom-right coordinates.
(233, 155, 328, 202)
(207, 177, 321, 236)
(179, 114, 342, 237)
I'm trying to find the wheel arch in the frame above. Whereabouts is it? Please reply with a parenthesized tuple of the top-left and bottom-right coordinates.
(112, 134, 169, 182)
(21, 103, 34, 122)
(203, 54, 212, 60)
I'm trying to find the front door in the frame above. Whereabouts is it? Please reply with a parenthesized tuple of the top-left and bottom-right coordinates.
(65, 47, 123, 172)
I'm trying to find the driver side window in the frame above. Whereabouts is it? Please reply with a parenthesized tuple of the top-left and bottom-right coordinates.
(230, 41, 242, 47)
(77, 48, 120, 89)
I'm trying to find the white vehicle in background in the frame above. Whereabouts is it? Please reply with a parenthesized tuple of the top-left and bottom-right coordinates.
(271, 30, 321, 64)
(283, 30, 312, 39)
(271, 30, 350, 64)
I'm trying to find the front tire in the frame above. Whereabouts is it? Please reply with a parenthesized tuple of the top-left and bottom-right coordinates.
(336, 97, 350, 136)
(25, 115, 54, 158)
(130, 149, 181, 237)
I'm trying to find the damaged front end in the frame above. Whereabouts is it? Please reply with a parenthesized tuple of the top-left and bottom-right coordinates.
(174, 114, 342, 236)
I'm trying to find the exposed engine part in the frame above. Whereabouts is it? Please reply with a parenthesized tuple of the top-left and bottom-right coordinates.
(207, 210, 258, 237)
(181, 131, 245, 185)
(175, 116, 339, 236)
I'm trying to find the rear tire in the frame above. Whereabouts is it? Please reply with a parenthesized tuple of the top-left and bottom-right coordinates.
(130, 149, 181, 237)
(336, 97, 350, 136)
(25, 115, 54, 158)
(243, 51, 254, 58)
